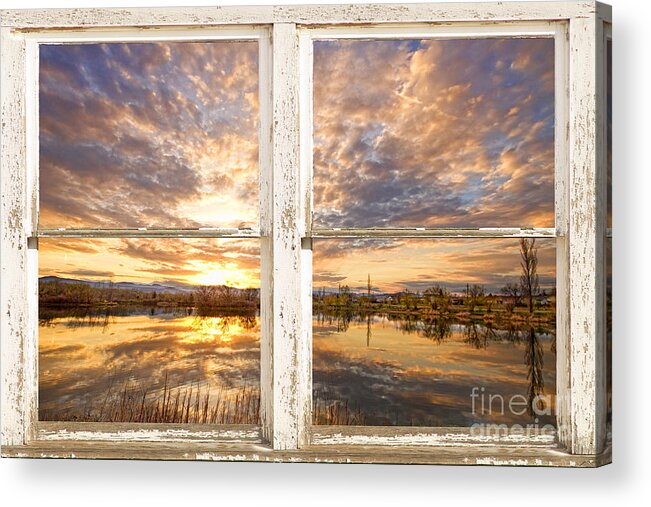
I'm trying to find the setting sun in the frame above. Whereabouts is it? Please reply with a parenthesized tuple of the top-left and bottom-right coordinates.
(192, 263, 256, 288)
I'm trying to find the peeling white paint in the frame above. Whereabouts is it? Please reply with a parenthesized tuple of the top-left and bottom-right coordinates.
(1, 442, 606, 466)
(37, 228, 261, 239)
(195, 453, 251, 461)
(0, 3, 602, 28)
(567, 12, 609, 455)
(311, 431, 556, 447)
(475, 457, 533, 466)
(1, 26, 33, 448)
(262, 22, 310, 450)
(38, 427, 261, 443)
(311, 227, 557, 238)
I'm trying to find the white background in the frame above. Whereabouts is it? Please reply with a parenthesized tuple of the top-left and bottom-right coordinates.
(1, 0, 648, 505)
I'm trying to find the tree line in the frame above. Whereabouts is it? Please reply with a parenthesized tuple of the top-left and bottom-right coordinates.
(314, 239, 550, 317)
(39, 280, 259, 309)
(41, 239, 544, 316)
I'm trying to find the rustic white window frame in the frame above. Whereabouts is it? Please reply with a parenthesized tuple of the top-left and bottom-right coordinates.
(0, 1, 611, 466)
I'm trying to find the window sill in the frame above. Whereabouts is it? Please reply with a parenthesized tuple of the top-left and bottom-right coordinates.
(0, 422, 611, 466)
(2, 439, 611, 467)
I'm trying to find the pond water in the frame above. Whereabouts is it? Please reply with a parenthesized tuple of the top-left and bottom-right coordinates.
(38, 306, 260, 423)
(313, 312, 556, 427)
(39, 306, 556, 428)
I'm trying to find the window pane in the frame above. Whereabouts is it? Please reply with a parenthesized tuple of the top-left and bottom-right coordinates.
(39, 238, 260, 423)
(313, 238, 556, 427)
(39, 41, 259, 229)
(313, 38, 555, 228)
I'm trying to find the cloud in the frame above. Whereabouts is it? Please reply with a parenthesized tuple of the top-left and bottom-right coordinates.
(313, 238, 555, 293)
(39, 41, 259, 229)
(66, 268, 115, 278)
(313, 317, 556, 426)
(313, 271, 347, 284)
(39, 238, 261, 288)
(38, 38, 557, 292)
(39, 312, 260, 418)
(313, 38, 555, 228)
(38, 239, 103, 255)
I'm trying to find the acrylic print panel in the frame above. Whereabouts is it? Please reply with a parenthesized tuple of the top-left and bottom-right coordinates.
(313, 238, 556, 428)
(38, 238, 260, 424)
(313, 38, 555, 228)
(39, 41, 259, 229)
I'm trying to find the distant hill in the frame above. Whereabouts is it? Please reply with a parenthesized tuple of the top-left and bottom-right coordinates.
(39, 276, 192, 294)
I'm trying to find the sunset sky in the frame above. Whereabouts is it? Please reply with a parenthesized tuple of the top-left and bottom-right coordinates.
(39, 238, 261, 289)
(39, 41, 259, 229)
(39, 38, 556, 292)
(313, 238, 555, 294)
(312, 37, 555, 293)
(313, 38, 555, 228)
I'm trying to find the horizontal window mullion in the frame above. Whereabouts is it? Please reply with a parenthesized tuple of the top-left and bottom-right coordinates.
(309, 227, 558, 239)
(36, 227, 261, 239)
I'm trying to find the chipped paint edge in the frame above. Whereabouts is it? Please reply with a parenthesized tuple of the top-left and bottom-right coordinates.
(0, 2, 603, 29)
(567, 12, 608, 455)
(311, 430, 557, 447)
(1, 441, 612, 467)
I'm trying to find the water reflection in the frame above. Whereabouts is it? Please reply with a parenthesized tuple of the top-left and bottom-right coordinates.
(39, 306, 260, 423)
(313, 311, 555, 427)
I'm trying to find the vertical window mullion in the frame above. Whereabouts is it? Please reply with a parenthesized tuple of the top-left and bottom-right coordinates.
(261, 22, 309, 450)
(554, 21, 573, 450)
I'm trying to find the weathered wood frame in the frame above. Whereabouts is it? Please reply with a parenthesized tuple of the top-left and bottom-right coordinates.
(0, 1, 611, 466)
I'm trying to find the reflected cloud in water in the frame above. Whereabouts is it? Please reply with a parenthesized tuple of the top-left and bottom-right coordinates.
(39, 307, 259, 420)
(313, 312, 555, 427)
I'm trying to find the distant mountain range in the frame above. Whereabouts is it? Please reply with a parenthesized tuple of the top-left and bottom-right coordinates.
(39, 276, 195, 294)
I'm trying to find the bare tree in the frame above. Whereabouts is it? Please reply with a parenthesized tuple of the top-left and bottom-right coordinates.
(525, 327, 545, 417)
(194, 286, 216, 307)
(244, 288, 258, 304)
(485, 296, 494, 314)
(399, 289, 418, 311)
(502, 282, 523, 314)
(337, 284, 351, 307)
(424, 287, 436, 311)
(467, 284, 485, 313)
(519, 238, 540, 314)
(218, 285, 234, 305)
(365, 274, 372, 309)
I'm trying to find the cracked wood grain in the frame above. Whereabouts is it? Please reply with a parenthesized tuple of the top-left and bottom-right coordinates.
(1, 440, 612, 467)
(567, 13, 608, 455)
(0, 3, 602, 28)
(261, 23, 309, 450)
(1, 27, 36, 447)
